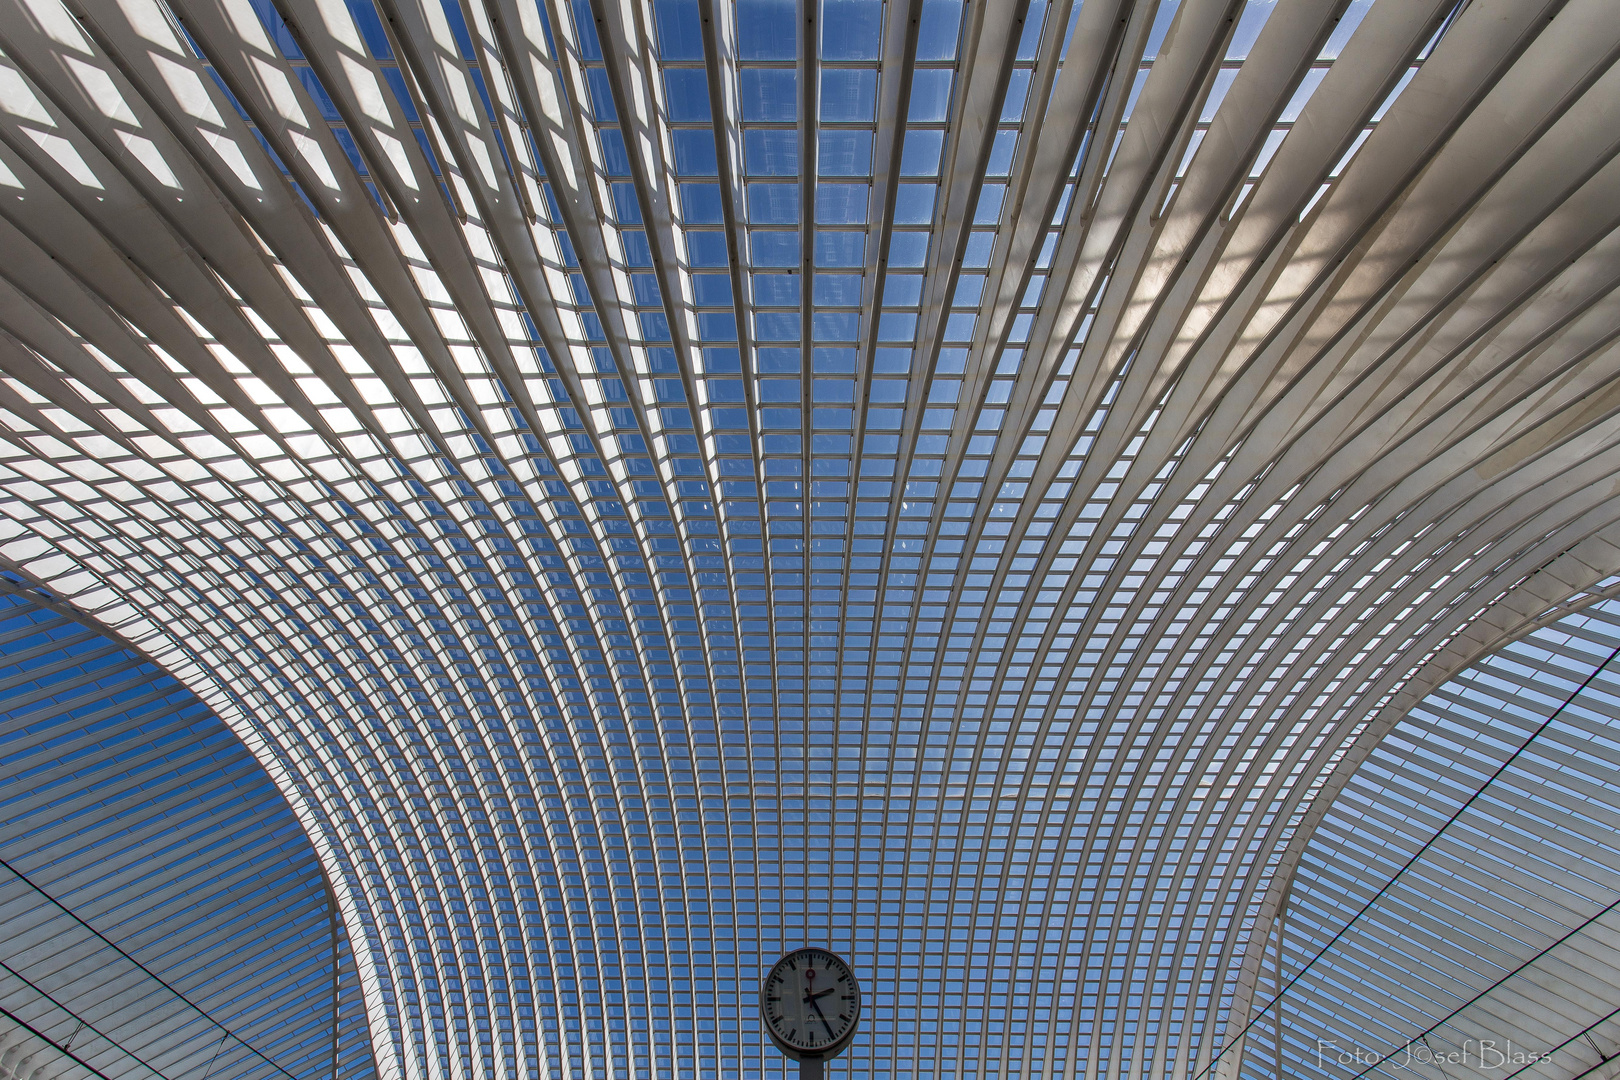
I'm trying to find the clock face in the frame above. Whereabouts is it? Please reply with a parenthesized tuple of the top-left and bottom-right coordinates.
(760, 948, 862, 1058)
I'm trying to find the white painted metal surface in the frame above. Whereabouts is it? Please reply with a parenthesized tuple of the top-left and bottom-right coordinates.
(2, 0, 1620, 1078)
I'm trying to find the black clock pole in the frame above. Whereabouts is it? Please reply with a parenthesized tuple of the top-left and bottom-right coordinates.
(800, 1057, 823, 1080)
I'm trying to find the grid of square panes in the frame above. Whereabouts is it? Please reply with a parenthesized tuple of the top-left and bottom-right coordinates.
(211, 5, 721, 1075)
(0, 1, 1516, 1080)
(205, 0, 452, 215)
(654, 0, 778, 759)
(238, 0, 702, 750)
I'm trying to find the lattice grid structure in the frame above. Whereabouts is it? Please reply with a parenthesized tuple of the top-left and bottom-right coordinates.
(4, 1, 1620, 1080)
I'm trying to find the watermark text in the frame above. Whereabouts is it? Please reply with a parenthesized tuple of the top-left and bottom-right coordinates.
(1315, 1039, 1553, 1070)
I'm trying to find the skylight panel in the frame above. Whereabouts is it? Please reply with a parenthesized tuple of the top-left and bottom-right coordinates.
(5, 3, 1619, 1080)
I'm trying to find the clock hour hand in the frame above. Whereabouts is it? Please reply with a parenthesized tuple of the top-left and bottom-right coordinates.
(804, 988, 836, 1002)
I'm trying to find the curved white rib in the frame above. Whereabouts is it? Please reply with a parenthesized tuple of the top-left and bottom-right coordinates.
(3, 2, 1620, 1080)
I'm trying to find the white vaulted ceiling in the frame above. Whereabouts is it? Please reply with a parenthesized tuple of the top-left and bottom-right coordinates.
(4, 0, 1620, 1079)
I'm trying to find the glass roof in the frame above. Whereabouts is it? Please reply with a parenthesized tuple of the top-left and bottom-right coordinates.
(2, 0, 1620, 1079)
(0, 580, 373, 1080)
(1231, 596, 1620, 1080)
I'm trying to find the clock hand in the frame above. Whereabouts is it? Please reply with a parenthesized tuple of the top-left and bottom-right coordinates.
(807, 993, 835, 1034)
(804, 988, 836, 1002)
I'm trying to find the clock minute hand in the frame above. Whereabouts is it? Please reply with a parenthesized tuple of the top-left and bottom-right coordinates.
(806, 993, 835, 1035)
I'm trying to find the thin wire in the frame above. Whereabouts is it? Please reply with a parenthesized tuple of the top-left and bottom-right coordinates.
(0, 575, 329, 1080)
(1499, 997, 1620, 1080)
(0, 853, 307, 1080)
(0, 999, 124, 1080)
(1337, 882, 1620, 1080)
(199, 1030, 232, 1080)
(0, 956, 181, 1080)
(1198, 637, 1620, 1079)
